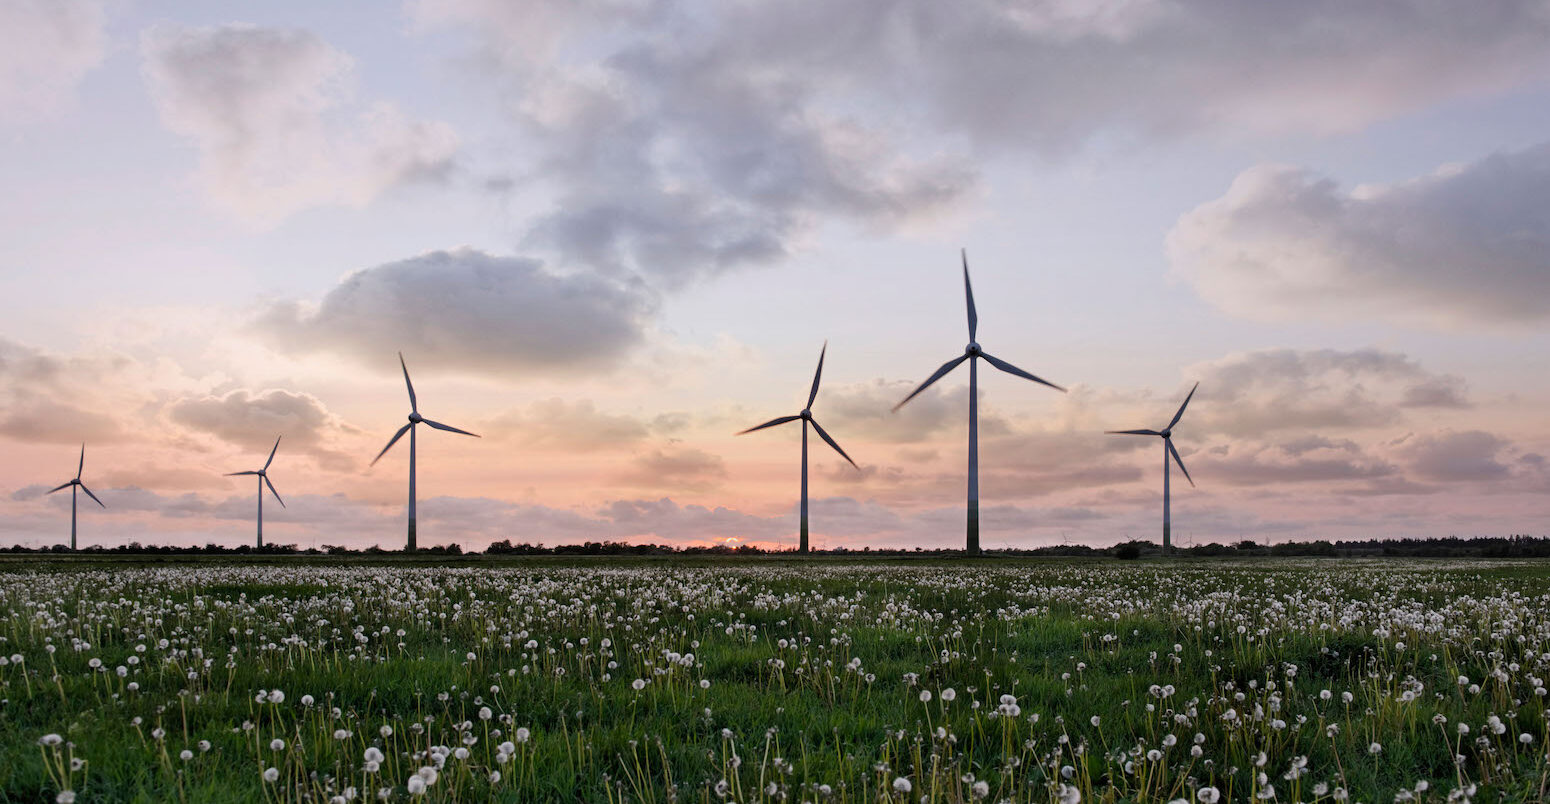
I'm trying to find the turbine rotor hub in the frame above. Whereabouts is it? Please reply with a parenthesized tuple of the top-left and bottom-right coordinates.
(965, 342, 981, 356)
(409, 412, 423, 424)
(1161, 429, 1172, 439)
(800, 409, 812, 420)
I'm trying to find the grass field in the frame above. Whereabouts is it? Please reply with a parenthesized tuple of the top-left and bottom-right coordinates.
(3, 556, 1550, 803)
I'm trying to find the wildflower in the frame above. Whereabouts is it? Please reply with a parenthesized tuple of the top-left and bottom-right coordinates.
(364, 747, 384, 764)
(271, 738, 286, 751)
(920, 690, 932, 703)
(56, 793, 76, 804)
(263, 768, 280, 783)
(1521, 733, 1534, 744)
(406, 777, 426, 796)
(1198, 787, 1221, 804)
(268, 690, 285, 704)
(179, 749, 193, 761)
(632, 678, 646, 691)
(892, 777, 912, 793)
(301, 694, 314, 706)
(942, 687, 956, 702)
(198, 740, 211, 752)
(1057, 783, 1082, 804)
(515, 727, 531, 743)
(479, 707, 492, 721)
(700, 679, 711, 689)
(39, 734, 63, 747)
(972, 780, 989, 798)
(1369, 742, 1383, 755)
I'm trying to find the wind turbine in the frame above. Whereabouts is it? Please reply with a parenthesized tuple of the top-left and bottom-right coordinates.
(894, 250, 1065, 555)
(371, 352, 479, 551)
(1106, 382, 1198, 556)
(47, 444, 104, 551)
(226, 436, 284, 549)
(738, 342, 859, 554)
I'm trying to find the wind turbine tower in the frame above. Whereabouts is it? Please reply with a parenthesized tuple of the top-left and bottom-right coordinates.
(226, 436, 284, 549)
(895, 250, 1065, 555)
(738, 342, 859, 553)
(371, 353, 479, 551)
(47, 445, 104, 550)
(1106, 382, 1198, 555)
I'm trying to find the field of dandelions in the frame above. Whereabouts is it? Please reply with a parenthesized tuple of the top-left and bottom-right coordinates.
(5, 559, 1550, 803)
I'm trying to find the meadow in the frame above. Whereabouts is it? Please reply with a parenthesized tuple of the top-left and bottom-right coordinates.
(3, 556, 1550, 803)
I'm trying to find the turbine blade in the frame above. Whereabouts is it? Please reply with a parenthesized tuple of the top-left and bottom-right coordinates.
(399, 352, 418, 413)
(980, 351, 1066, 392)
(265, 475, 285, 508)
(737, 415, 800, 435)
(79, 484, 105, 508)
(1167, 440, 1195, 487)
(47, 482, 72, 494)
(263, 435, 281, 470)
(893, 354, 968, 411)
(1105, 429, 1160, 436)
(962, 249, 977, 341)
(371, 423, 413, 466)
(421, 418, 479, 437)
(810, 418, 859, 470)
(77, 444, 85, 480)
(225, 471, 260, 476)
(1168, 381, 1200, 429)
(806, 341, 827, 410)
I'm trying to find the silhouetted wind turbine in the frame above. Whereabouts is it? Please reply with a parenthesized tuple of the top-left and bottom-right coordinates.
(894, 250, 1066, 555)
(371, 352, 479, 551)
(1106, 382, 1198, 556)
(738, 342, 859, 554)
(226, 436, 284, 549)
(47, 444, 104, 551)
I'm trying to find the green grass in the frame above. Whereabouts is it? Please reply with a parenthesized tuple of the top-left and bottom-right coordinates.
(3, 557, 1550, 802)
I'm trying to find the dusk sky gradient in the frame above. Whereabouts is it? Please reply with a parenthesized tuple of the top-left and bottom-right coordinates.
(4, 0, 1550, 550)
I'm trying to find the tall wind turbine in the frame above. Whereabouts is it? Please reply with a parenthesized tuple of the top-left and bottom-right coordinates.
(1106, 382, 1198, 556)
(738, 342, 859, 553)
(226, 436, 284, 549)
(894, 250, 1066, 555)
(47, 444, 104, 551)
(371, 353, 479, 551)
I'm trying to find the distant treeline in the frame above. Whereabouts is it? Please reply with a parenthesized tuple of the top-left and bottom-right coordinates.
(7, 535, 1550, 558)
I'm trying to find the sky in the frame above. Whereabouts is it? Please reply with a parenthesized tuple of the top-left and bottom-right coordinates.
(3, 0, 1550, 551)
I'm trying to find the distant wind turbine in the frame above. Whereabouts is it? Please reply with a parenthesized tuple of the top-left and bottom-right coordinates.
(1106, 382, 1198, 556)
(47, 444, 104, 551)
(738, 342, 859, 554)
(371, 353, 479, 551)
(894, 250, 1066, 555)
(226, 436, 284, 549)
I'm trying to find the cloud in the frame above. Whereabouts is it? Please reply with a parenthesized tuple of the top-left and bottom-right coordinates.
(615, 447, 728, 491)
(0, 338, 139, 444)
(414, 0, 974, 290)
(141, 23, 459, 223)
(1168, 143, 1550, 327)
(258, 248, 656, 374)
(483, 398, 659, 452)
(1399, 430, 1515, 483)
(166, 388, 358, 470)
(1195, 440, 1399, 487)
(822, 379, 1011, 444)
(1186, 348, 1470, 437)
(0, 0, 106, 121)
(424, 0, 1550, 158)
